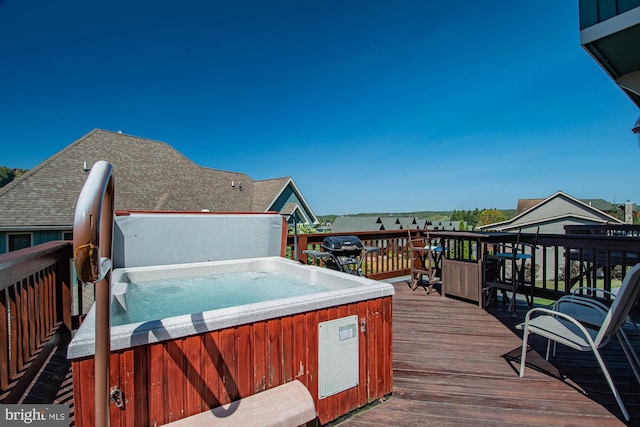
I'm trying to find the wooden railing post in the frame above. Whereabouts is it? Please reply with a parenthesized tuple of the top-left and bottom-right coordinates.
(58, 248, 72, 331)
(298, 235, 308, 264)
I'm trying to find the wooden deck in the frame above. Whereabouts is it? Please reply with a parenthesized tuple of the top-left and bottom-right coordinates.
(16, 280, 640, 427)
(338, 281, 640, 426)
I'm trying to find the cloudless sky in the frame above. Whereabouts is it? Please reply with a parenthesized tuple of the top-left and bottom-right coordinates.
(1, 1, 638, 215)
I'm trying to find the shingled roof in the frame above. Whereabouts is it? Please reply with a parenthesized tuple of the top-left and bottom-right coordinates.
(331, 216, 384, 233)
(252, 177, 291, 211)
(0, 129, 312, 228)
(517, 197, 618, 216)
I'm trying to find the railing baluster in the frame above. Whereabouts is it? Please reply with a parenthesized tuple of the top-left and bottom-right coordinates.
(0, 288, 8, 391)
(19, 279, 28, 370)
(43, 268, 51, 340)
(8, 284, 18, 381)
(28, 275, 36, 355)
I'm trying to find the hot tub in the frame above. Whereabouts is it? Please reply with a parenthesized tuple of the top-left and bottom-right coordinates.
(68, 256, 394, 426)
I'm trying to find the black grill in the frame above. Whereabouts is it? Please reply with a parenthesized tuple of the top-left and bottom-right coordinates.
(303, 235, 378, 276)
(321, 236, 364, 257)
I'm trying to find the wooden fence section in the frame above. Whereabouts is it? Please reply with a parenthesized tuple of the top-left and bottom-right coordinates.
(0, 241, 73, 402)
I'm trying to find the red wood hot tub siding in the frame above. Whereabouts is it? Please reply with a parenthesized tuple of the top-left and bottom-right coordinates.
(71, 296, 393, 426)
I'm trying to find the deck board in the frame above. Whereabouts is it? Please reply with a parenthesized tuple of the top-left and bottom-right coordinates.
(16, 279, 640, 426)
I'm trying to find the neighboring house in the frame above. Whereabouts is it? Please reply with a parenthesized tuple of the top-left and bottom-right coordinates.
(331, 216, 385, 233)
(429, 220, 471, 231)
(477, 191, 624, 234)
(414, 218, 429, 229)
(397, 217, 420, 230)
(479, 191, 628, 281)
(517, 198, 626, 217)
(0, 129, 318, 253)
(330, 216, 470, 233)
(379, 217, 402, 230)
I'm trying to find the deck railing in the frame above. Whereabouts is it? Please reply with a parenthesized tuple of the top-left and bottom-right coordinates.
(564, 224, 640, 237)
(515, 231, 640, 300)
(288, 230, 414, 280)
(287, 229, 640, 301)
(0, 241, 72, 402)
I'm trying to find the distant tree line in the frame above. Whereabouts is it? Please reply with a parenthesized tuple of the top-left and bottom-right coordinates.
(0, 166, 28, 188)
(450, 209, 481, 226)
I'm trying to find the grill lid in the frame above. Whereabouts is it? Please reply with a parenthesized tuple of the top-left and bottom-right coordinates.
(321, 236, 364, 252)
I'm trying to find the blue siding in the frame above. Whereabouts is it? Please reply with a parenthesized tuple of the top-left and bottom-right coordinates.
(269, 184, 314, 224)
(33, 231, 64, 245)
(0, 230, 68, 254)
(271, 186, 300, 211)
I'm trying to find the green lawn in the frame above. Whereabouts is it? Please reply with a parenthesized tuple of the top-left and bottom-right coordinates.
(528, 278, 623, 308)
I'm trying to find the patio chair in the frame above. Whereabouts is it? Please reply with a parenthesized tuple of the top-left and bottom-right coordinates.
(518, 262, 640, 422)
(562, 286, 640, 336)
(554, 286, 640, 384)
(407, 229, 442, 294)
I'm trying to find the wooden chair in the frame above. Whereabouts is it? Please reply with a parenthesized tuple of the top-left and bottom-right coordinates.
(407, 229, 442, 295)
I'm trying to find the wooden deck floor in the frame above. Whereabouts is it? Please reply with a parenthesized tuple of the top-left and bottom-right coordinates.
(17, 280, 640, 427)
(338, 281, 640, 427)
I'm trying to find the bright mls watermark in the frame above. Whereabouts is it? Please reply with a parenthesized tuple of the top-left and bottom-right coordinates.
(1, 405, 68, 426)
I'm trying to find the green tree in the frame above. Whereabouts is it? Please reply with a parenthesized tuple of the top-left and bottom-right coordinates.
(479, 209, 507, 226)
(451, 208, 482, 227)
(0, 166, 15, 187)
(289, 223, 318, 234)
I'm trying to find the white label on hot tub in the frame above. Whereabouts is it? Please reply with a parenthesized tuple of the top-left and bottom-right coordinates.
(318, 315, 359, 399)
(339, 324, 356, 341)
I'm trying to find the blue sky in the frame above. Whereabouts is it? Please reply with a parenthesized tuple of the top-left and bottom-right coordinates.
(1, 1, 638, 215)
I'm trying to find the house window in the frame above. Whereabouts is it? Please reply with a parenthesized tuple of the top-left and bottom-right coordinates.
(8, 233, 32, 252)
(63, 232, 73, 241)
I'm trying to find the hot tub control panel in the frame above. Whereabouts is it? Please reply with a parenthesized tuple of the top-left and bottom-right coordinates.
(318, 315, 359, 399)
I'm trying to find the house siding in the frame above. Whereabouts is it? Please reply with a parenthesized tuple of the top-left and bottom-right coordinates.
(479, 192, 623, 235)
(270, 185, 299, 212)
(270, 185, 314, 223)
(1, 230, 69, 254)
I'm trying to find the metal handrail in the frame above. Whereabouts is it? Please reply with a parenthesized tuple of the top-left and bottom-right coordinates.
(73, 160, 114, 427)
